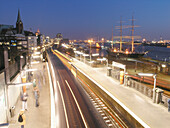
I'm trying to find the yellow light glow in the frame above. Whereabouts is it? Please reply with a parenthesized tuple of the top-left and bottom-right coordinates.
(162, 64, 166, 68)
(88, 39, 93, 43)
(125, 49, 129, 54)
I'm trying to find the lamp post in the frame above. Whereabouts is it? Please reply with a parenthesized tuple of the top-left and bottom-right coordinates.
(138, 73, 157, 103)
(88, 39, 93, 65)
(83, 54, 89, 63)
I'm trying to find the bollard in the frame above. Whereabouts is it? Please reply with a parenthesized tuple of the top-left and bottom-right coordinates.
(10, 106, 15, 117)
(107, 67, 112, 76)
(168, 99, 170, 112)
(127, 78, 130, 86)
(155, 88, 164, 104)
(120, 71, 124, 84)
(153, 88, 157, 103)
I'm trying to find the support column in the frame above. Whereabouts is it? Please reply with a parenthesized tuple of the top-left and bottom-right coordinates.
(20, 55, 23, 71)
(3, 47, 10, 123)
(4, 47, 10, 84)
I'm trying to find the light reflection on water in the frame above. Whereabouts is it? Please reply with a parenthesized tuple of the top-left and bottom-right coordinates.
(90, 43, 170, 62)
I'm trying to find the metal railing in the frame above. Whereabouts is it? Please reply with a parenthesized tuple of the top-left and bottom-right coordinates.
(8, 54, 26, 81)
(124, 77, 170, 108)
(0, 47, 4, 70)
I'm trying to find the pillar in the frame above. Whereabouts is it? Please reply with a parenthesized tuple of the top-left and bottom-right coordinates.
(4, 47, 10, 84)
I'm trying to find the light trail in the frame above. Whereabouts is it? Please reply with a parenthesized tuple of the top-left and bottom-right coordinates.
(77, 66, 150, 128)
(65, 80, 88, 128)
(46, 62, 56, 128)
(50, 63, 60, 128)
(57, 81, 70, 128)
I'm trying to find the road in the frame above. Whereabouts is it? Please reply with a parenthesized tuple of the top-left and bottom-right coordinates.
(48, 50, 108, 128)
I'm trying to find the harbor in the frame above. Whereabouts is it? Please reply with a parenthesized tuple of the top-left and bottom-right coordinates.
(57, 41, 170, 94)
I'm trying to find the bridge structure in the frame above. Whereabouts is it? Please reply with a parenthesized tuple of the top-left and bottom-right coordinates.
(0, 45, 170, 128)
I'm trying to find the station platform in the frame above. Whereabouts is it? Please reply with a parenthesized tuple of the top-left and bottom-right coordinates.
(8, 62, 51, 128)
(72, 58, 170, 128)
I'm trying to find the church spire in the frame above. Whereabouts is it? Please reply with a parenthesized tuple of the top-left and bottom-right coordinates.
(16, 9, 23, 34)
(17, 9, 22, 23)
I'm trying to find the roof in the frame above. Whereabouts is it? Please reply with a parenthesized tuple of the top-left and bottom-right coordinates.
(24, 31, 35, 36)
(16, 9, 22, 23)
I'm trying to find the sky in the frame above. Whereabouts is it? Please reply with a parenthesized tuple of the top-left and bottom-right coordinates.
(1, 0, 170, 41)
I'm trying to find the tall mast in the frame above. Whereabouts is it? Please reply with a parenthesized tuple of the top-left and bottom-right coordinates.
(120, 17, 122, 52)
(131, 15, 134, 52)
(112, 25, 114, 48)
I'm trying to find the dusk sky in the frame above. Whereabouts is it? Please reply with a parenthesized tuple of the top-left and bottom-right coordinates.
(1, 0, 170, 40)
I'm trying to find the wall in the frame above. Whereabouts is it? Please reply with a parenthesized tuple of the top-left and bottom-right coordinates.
(0, 72, 7, 124)
(8, 73, 21, 108)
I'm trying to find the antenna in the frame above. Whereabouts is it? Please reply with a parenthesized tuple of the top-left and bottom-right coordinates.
(114, 15, 140, 53)
(120, 17, 122, 52)
(130, 15, 140, 52)
(131, 15, 134, 52)
(112, 25, 114, 48)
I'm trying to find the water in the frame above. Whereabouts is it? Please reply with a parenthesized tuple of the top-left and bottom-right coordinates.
(137, 46, 170, 62)
(91, 43, 170, 62)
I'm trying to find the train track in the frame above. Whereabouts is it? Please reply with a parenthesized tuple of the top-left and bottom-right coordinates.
(128, 74, 170, 95)
(77, 76, 130, 128)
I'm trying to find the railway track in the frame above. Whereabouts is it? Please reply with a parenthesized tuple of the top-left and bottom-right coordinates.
(77, 76, 131, 128)
(128, 74, 170, 96)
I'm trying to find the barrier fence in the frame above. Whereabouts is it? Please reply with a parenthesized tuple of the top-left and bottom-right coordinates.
(124, 75, 170, 108)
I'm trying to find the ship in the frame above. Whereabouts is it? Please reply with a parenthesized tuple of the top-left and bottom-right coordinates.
(107, 47, 147, 58)
(107, 16, 147, 58)
(88, 42, 101, 49)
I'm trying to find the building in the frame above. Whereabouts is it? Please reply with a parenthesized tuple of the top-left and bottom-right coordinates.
(0, 9, 39, 67)
(0, 9, 38, 50)
(35, 29, 44, 47)
(0, 9, 27, 50)
(16, 9, 24, 34)
(25, 31, 37, 51)
(56, 33, 63, 38)
(53, 33, 63, 46)
(0, 25, 14, 33)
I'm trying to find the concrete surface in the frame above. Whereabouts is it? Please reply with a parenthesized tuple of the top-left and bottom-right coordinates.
(8, 62, 51, 128)
(72, 58, 170, 128)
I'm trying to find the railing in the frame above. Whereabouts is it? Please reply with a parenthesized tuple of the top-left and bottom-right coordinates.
(8, 54, 26, 81)
(162, 93, 170, 107)
(0, 47, 4, 71)
(9, 62, 19, 81)
(124, 77, 170, 108)
(125, 78, 153, 98)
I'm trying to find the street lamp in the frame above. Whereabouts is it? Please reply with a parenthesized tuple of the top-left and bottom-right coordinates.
(83, 54, 89, 63)
(88, 39, 93, 65)
(138, 73, 157, 103)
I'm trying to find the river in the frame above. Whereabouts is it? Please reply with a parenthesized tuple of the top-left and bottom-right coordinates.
(89, 43, 170, 62)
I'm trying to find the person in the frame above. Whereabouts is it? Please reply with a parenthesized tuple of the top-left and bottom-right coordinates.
(34, 87, 40, 107)
(18, 109, 26, 128)
(168, 99, 170, 112)
(22, 93, 28, 110)
(33, 79, 36, 88)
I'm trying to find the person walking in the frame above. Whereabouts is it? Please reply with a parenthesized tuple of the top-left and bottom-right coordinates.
(18, 109, 26, 128)
(168, 99, 170, 112)
(22, 93, 28, 110)
(33, 79, 36, 88)
(34, 87, 40, 107)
